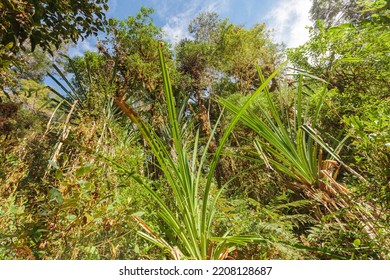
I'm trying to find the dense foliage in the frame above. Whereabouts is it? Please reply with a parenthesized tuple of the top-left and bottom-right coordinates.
(1, 1, 389, 260)
(0, 0, 108, 52)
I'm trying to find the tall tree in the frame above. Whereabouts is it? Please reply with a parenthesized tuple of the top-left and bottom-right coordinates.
(176, 12, 280, 186)
(217, 23, 279, 94)
(101, 7, 172, 102)
(188, 12, 223, 43)
(98, 7, 178, 181)
(177, 12, 229, 138)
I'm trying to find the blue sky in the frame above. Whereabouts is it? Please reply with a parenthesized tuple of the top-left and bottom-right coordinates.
(68, 0, 313, 56)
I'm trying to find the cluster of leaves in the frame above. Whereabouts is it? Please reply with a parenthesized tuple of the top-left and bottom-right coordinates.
(0, 0, 109, 53)
(1, 0, 109, 104)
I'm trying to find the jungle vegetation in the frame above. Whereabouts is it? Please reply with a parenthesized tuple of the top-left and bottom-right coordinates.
(0, 0, 389, 260)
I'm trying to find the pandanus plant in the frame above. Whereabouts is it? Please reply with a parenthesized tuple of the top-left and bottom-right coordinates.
(218, 69, 381, 244)
(218, 73, 351, 212)
(113, 45, 284, 259)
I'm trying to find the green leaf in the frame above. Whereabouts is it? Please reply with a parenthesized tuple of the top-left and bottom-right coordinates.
(76, 163, 93, 178)
(48, 160, 59, 169)
(49, 189, 64, 204)
(353, 239, 361, 247)
(55, 169, 63, 179)
(340, 57, 363, 63)
(132, 211, 145, 217)
(66, 214, 76, 221)
(4, 42, 14, 50)
(85, 213, 94, 223)
(134, 244, 140, 254)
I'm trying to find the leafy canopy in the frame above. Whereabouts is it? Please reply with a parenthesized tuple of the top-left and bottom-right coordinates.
(0, 0, 109, 53)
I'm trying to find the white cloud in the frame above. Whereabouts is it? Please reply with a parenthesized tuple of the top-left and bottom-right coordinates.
(160, 0, 201, 45)
(68, 38, 97, 57)
(163, 17, 192, 45)
(203, 0, 230, 14)
(265, 0, 312, 48)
